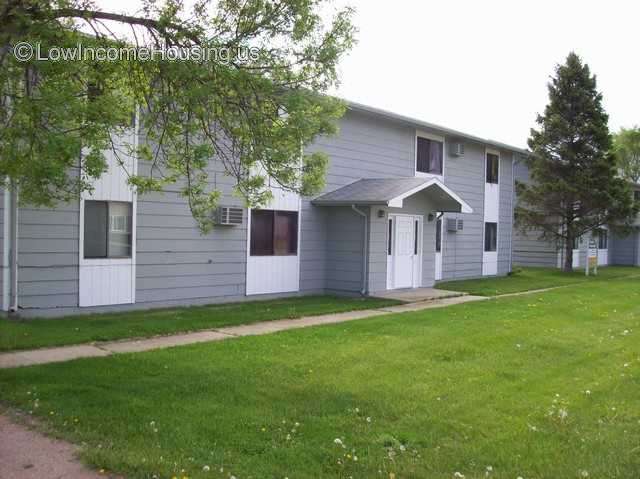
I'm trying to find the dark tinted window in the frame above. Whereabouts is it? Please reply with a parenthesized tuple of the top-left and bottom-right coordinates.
(84, 201, 108, 258)
(598, 230, 608, 249)
(484, 222, 497, 252)
(486, 153, 499, 183)
(84, 201, 132, 259)
(388, 219, 393, 255)
(250, 210, 298, 256)
(435, 218, 442, 253)
(274, 211, 298, 255)
(416, 137, 443, 175)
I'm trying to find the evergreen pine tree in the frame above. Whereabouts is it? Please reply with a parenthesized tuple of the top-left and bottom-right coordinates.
(517, 52, 638, 271)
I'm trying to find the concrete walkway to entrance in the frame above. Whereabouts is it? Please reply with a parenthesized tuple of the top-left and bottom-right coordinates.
(0, 293, 486, 369)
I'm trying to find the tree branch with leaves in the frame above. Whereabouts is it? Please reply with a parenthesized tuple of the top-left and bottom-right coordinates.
(1, 0, 357, 231)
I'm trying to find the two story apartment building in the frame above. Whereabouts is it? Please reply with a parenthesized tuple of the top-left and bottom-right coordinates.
(0, 101, 528, 316)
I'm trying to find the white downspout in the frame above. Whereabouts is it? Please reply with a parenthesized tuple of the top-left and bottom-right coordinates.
(351, 205, 368, 295)
(8, 181, 18, 313)
(2, 181, 10, 311)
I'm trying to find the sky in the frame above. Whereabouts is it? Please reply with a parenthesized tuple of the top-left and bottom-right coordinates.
(97, 0, 640, 149)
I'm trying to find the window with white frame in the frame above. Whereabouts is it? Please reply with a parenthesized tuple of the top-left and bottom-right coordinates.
(84, 201, 132, 258)
(416, 136, 443, 175)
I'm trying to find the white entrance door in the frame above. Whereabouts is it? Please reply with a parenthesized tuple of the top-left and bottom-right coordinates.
(435, 217, 443, 281)
(388, 215, 422, 289)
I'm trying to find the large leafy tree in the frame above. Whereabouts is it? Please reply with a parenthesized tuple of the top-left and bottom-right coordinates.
(613, 126, 640, 183)
(516, 52, 638, 272)
(0, 0, 356, 230)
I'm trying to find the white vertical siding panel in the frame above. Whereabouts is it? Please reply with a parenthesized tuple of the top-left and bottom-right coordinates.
(79, 128, 137, 307)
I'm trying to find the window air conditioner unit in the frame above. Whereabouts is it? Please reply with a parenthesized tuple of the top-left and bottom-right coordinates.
(446, 218, 464, 232)
(450, 142, 465, 157)
(216, 206, 243, 226)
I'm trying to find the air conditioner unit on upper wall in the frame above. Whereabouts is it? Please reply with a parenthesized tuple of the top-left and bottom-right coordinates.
(216, 206, 243, 226)
(450, 142, 465, 157)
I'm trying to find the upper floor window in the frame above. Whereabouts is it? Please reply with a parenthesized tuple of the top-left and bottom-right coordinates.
(598, 229, 608, 249)
(486, 153, 499, 184)
(416, 136, 443, 175)
(572, 236, 581, 250)
(84, 201, 132, 259)
(250, 209, 298, 256)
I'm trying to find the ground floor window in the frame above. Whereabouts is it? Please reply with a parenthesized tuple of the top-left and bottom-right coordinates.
(435, 218, 442, 253)
(598, 229, 608, 249)
(84, 201, 132, 259)
(250, 209, 298, 256)
(484, 222, 497, 252)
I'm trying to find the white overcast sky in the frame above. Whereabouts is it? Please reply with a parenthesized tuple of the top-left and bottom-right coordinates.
(98, 0, 640, 149)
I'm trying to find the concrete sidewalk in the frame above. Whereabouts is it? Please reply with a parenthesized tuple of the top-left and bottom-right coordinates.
(0, 413, 114, 479)
(0, 294, 486, 369)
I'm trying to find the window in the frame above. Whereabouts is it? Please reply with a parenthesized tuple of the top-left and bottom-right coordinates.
(84, 201, 132, 259)
(484, 222, 497, 252)
(388, 219, 393, 255)
(598, 230, 608, 249)
(435, 218, 442, 253)
(572, 236, 581, 250)
(634, 190, 640, 202)
(416, 136, 443, 175)
(414, 220, 419, 255)
(486, 153, 499, 184)
(250, 210, 298, 256)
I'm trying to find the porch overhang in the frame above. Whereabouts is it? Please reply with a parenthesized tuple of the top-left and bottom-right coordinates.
(312, 177, 473, 213)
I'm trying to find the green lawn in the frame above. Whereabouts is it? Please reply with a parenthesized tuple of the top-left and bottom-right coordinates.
(0, 295, 399, 352)
(1, 278, 639, 478)
(437, 265, 639, 296)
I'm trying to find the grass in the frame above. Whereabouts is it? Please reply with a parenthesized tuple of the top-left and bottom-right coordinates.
(437, 265, 639, 296)
(1, 277, 639, 478)
(0, 295, 400, 352)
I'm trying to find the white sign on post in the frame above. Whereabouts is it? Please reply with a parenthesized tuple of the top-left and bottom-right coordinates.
(586, 239, 598, 276)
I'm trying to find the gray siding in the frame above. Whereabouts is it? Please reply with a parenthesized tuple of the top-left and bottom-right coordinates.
(309, 110, 416, 293)
(17, 203, 80, 309)
(440, 141, 485, 279)
(512, 159, 558, 267)
(135, 160, 248, 305)
(325, 206, 365, 293)
(610, 230, 639, 266)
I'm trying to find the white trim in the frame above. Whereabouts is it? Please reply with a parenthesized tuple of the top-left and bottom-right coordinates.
(482, 148, 500, 276)
(245, 205, 302, 296)
(78, 123, 138, 307)
(2, 181, 10, 311)
(415, 130, 445, 181)
(434, 216, 443, 281)
(387, 178, 473, 213)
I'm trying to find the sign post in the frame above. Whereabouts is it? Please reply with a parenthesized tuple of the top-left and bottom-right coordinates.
(586, 239, 598, 276)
